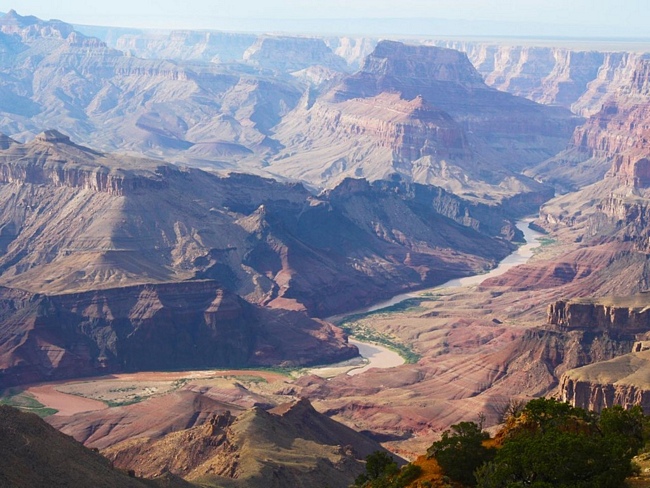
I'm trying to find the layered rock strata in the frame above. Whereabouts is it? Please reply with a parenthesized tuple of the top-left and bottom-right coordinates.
(0, 281, 357, 388)
(0, 132, 517, 317)
(548, 297, 650, 336)
(272, 40, 578, 199)
(560, 349, 650, 414)
(431, 40, 650, 117)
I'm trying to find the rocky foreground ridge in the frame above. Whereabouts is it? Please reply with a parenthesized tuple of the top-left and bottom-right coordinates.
(100, 398, 395, 488)
(0, 405, 188, 487)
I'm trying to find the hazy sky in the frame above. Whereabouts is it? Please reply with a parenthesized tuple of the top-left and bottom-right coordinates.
(0, 0, 648, 37)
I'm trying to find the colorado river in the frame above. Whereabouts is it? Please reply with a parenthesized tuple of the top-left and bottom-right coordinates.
(315, 219, 544, 377)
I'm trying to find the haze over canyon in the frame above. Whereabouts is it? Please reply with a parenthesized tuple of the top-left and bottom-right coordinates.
(2, 7, 650, 487)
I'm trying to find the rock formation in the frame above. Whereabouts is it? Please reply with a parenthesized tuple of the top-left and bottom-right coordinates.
(0, 132, 525, 385)
(529, 54, 650, 190)
(0, 281, 358, 388)
(243, 35, 348, 73)
(0, 10, 303, 165)
(0, 132, 517, 316)
(0, 405, 189, 487)
(431, 40, 650, 117)
(271, 40, 578, 199)
(100, 398, 397, 488)
(560, 349, 650, 414)
(548, 296, 650, 336)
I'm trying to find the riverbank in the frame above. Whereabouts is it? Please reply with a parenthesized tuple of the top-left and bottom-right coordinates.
(317, 219, 544, 376)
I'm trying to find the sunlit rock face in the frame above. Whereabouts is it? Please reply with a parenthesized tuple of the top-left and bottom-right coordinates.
(271, 41, 578, 201)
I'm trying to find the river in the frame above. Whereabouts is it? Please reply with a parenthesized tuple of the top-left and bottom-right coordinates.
(312, 219, 544, 377)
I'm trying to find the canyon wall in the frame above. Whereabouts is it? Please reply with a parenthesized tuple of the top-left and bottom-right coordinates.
(553, 300, 650, 414)
(548, 298, 650, 335)
(431, 40, 650, 117)
(0, 280, 357, 388)
(560, 366, 650, 414)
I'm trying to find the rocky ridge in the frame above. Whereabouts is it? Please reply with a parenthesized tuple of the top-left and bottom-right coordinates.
(431, 40, 650, 117)
(0, 405, 188, 487)
(548, 295, 650, 414)
(101, 398, 396, 488)
(548, 296, 650, 336)
(243, 35, 348, 73)
(560, 349, 650, 414)
(0, 281, 357, 388)
(0, 132, 517, 315)
(271, 40, 578, 199)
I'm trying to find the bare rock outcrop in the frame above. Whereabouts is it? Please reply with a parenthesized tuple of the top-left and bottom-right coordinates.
(530, 56, 650, 189)
(272, 40, 577, 199)
(0, 130, 168, 196)
(243, 35, 348, 73)
(560, 349, 650, 413)
(0, 280, 358, 388)
(101, 398, 397, 488)
(548, 296, 650, 336)
(432, 40, 650, 117)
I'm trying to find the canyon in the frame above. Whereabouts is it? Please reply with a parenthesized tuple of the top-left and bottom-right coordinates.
(0, 130, 523, 390)
(2, 7, 650, 487)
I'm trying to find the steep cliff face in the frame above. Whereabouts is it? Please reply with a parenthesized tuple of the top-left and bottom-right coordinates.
(530, 55, 650, 190)
(560, 349, 650, 413)
(272, 40, 577, 200)
(574, 95, 650, 188)
(548, 297, 650, 336)
(243, 35, 348, 73)
(0, 281, 357, 387)
(0, 134, 517, 318)
(432, 40, 650, 117)
(0, 130, 169, 196)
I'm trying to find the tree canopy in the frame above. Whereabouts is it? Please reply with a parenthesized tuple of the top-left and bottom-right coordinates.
(426, 398, 648, 488)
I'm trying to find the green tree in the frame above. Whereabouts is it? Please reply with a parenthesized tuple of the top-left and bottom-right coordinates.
(354, 451, 399, 487)
(476, 398, 645, 488)
(354, 451, 422, 488)
(427, 421, 496, 486)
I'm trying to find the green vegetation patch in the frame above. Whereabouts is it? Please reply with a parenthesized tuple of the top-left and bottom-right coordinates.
(0, 389, 58, 417)
(335, 296, 437, 364)
(428, 398, 649, 487)
(223, 375, 268, 385)
(340, 321, 421, 364)
(105, 397, 146, 408)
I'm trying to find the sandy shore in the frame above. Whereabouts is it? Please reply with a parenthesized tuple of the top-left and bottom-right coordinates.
(308, 339, 405, 378)
(347, 339, 405, 375)
(23, 368, 289, 416)
(27, 384, 108, 416)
